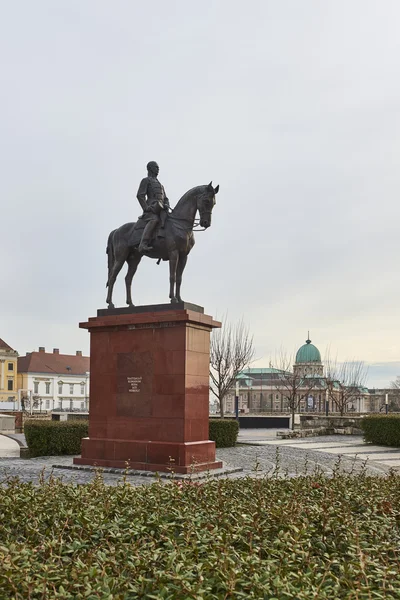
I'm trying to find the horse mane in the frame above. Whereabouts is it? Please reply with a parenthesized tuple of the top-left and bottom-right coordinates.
(172, 185, 207, 213)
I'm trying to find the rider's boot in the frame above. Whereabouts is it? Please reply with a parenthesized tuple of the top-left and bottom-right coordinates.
(139, 220, 157, 253)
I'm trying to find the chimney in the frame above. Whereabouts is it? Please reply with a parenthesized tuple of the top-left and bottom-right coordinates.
(53, 348, 59, 354)
(76, 350, 82, 356)
(38, 347, 45, 353)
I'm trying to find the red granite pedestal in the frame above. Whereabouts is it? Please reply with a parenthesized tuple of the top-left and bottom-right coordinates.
(73, 304, 222, 473)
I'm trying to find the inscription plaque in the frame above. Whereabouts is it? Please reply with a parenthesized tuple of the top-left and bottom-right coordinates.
(127, 376, 142, 392)
(116, 351, 153, 417)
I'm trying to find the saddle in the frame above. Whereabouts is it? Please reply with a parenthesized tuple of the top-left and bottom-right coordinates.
(128, 216, 167, 249)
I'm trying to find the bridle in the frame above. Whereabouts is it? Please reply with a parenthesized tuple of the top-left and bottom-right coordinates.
(193, 218, 207, 232)
(167, 192, 212, 233)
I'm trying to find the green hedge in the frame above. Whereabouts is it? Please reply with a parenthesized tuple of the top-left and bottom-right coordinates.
(361, 414, 400, 446)
(1, 472, 400, 597)
(24, 419, 238, 456)
(209, 418, 239, 447)
(24, 420, 88, 457)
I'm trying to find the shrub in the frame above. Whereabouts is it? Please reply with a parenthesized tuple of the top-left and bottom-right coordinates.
(24, 420, 88, 457)
(361, 414, 400, 446)
(1, 472, 400, 598)
(209, 418, 239, 447)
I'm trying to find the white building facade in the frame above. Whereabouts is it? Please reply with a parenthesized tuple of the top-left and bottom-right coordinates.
(18, 347, 90, 411)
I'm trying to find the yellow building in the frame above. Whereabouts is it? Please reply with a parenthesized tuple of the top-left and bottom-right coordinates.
(0, 338, 18, 404)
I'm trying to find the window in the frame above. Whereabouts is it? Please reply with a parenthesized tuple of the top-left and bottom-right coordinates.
(70, 399, 73, 410)
(7, 380, 13, 391)
(81, 402, 84, 410)
(58, 383, 62, 394)
(45, 399, 50, 409)
(45, 382, 50, 394)
(69, 384, 74, 395)
(276, 394, 279, 400)
(80, 384, 85, 395)
(7, 363, 13, 371)
(34, 382, 39, 394)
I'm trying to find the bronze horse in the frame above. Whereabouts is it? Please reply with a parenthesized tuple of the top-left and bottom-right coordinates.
(106, 182, 219, 307)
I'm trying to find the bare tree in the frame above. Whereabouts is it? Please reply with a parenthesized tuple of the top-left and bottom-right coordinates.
(325, 354, 367, 416)
(210, 317, 255, 418)
(271, 350, 318, 430)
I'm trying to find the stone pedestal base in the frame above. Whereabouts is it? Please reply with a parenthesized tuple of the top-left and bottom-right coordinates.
(74, 303, 222, 473)
(74, 439, 221, 473)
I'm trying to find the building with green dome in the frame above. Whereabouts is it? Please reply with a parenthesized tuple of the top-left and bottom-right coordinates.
(294, 335, 324, 378)
(217, 334, 371, 415)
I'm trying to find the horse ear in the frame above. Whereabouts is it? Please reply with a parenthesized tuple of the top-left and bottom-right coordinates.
(214, 184, 219, 194)
(208, 181, 213, 188)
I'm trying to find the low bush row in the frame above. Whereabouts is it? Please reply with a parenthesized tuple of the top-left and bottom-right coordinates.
(361, 414, 400, 446)
(0, 470, 399, 598)
(209, 418, 239, 447)
(24, 420, 89, 457)
(24, 418, 239, 457)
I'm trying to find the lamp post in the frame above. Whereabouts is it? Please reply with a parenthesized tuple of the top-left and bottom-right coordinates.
(235, 381, 239, 419)
(385, 393, 389, 415)
(325, 388, 329, 417)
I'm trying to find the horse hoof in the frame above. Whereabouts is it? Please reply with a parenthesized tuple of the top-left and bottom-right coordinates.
(127, 302, 135, 307)
(107, 303, 115, 309)
(170, 297, 178, 304)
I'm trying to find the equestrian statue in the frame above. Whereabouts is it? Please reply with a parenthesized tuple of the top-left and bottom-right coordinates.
(106, 161, 219, 308)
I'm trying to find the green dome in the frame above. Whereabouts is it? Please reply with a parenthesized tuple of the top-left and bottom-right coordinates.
(295, 338, 321, 364)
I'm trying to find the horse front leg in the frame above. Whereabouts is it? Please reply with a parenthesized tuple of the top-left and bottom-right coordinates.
(125, 251, 142, 306)
(169, 249, 179, 303)
(175, 253, 188, 303)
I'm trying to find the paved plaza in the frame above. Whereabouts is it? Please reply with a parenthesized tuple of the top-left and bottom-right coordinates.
(1, 430, 399, 485)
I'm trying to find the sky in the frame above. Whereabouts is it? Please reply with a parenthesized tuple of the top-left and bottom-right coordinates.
(1, 1, 400, 388)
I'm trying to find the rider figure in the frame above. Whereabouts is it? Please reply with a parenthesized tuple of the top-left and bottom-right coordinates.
(137, 161, 170, 253)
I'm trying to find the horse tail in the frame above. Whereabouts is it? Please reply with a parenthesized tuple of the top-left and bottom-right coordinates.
(106, 230, 116, 287)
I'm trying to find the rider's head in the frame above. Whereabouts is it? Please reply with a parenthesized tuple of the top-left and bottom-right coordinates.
(147, 161, 159, 177)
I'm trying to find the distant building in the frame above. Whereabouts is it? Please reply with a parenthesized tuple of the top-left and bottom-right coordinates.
(222, 336, 370, 414)
(0, 338, 18, 404)
(367, 389, 399, 412)
(17, 347, 90, 411)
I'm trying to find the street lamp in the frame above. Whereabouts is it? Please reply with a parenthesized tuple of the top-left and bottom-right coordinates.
(235, 381, 239, 419)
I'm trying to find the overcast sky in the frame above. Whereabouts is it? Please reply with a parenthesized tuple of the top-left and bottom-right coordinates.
(1, 1, 400, 387)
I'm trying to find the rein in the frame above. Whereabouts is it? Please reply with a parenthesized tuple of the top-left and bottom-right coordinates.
(168, 214, 207, 233)
(193, 219, 207, 232)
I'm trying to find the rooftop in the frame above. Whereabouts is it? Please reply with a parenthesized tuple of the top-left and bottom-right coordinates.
(18, 348, 89, 375)
(0, 338, 17, 353)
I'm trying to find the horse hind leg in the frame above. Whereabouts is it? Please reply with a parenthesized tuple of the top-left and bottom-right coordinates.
(125, 252, 142, 306)
(106, 258, 125, 308)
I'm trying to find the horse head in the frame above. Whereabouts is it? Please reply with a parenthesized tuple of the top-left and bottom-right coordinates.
(197, 182, 219, 229)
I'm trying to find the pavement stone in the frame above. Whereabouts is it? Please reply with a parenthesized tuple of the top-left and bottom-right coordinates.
(0, 435, 390, 486)
(0, 434, 20, 458)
